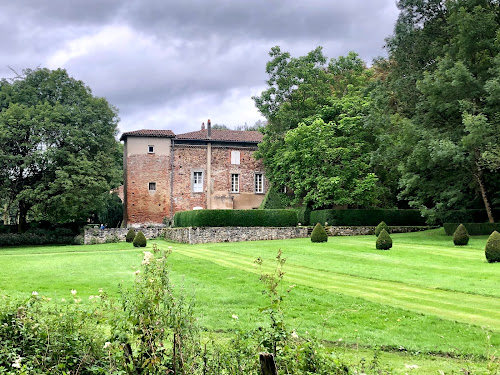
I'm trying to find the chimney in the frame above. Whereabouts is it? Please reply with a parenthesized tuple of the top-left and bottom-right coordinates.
(207, 119, 211, 138)
(201, 122, 205, 130)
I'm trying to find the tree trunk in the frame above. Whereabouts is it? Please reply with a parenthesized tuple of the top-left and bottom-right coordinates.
(259, 353, 278, 375)
(17, 200, 28, 233)
(474, 159, 494, 223)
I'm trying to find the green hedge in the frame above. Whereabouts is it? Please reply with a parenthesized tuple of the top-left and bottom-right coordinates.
(310, 209, 426, 227)
(440, 209, 500, 224)
(174, 209, 298, 227)
(444, 223, 500, 236)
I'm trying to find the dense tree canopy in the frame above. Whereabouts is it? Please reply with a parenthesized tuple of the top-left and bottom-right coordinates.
(254, 0, 500, 223)
(0, 68, 122, 230)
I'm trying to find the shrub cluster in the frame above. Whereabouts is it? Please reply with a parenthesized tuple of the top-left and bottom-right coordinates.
(258, 186, 292, 209)
(174, 209, 298, 227)
(310, 209, 427, 227)
(375, 221, 390, 237)
(310, 223, 328, 242)
(0, 228, 78, 246)
(443, 223, 500, 236)
(453, 224, 469, 246)
(485, 231, 500, 263)
(376, 229, 392, 250)
(133, 231, 147, 247)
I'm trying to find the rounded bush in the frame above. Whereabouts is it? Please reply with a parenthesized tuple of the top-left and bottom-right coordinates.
(453, 224, 469, 246)
(133, 231, 147, 247)
(311, 223, 328, 243)
(485, 231, 500, 263)
(376, 229, 392, 250)
(126, 229, 136, 243)
(375, 221, 390, 237)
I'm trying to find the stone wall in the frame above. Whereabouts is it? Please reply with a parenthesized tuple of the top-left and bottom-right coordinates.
(162, 226, 309, 245)
(328, 226, 434, 236)
(84, 226, 165, 245)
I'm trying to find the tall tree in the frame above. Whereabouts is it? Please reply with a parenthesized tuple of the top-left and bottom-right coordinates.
(0, 68, 122, 230)
(370, 0, 500, 223)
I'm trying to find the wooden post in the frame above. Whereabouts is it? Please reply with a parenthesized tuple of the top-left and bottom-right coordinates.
(259, 352, 278, 375)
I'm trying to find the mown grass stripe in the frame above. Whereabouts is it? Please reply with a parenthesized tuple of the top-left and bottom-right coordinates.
(176, 247, 500, 330)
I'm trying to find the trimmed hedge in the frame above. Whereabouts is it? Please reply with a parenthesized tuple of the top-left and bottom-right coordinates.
(376, 229, 392, 250)
(133, 231, 147, 247)
(174, 209, 298, 227)
(0, 227, 79, 246)
(441, 209, 500, 224)
(443, 223, 500, 236)
(126, 229, 136, 243)
(375, 221, 390, 237)
(311, 223, 328, 243)
(310, 209, 426, 227)
(485, 231, 500, 263)
(453, 224, 469, 246)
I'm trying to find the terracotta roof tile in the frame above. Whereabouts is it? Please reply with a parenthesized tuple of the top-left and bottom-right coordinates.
(119, 129, 175, 141)
(176, 129, 263, 143)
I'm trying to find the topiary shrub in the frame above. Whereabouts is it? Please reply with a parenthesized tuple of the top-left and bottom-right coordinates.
(453, 224, 469, 246)
(376, 229, 392, 250)
(311, 223, 328, 243)
(133, 231, 147, 247)
(485, 231, 500, 263)
(126, 229, 136, 243)
(375, 221, 390, 237)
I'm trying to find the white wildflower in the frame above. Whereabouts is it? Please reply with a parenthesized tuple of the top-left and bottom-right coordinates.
(168, 246, 173, 250)
(134, 270, 140, 275)
(103, 342, 111, 349)
(70, 289, 77, 296)
(142, 251, 153, 265)
(291, 330, 299, 339)
(404, 364, 419, 370)
(89, 295, 95, 300)
(32, 291, 38, 296)
(231, 314, 238, 320)
(12, 356, 22, 368)
(98, 288, 104, 294)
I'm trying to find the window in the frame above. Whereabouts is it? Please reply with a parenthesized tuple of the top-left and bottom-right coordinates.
(148, 145, 154, 153)
(231, 150, 240, 165)
(231, 173, 239, 193)
(192, 171, 203, 192)
(254, 173, 264, 194)
(149, 182, 156, 191)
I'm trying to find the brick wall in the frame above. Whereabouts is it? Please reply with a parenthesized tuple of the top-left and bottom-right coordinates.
(126, 153, 170, 224)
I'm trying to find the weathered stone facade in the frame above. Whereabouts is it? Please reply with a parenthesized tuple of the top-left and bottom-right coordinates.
(84, 226, 165, 245)
(163, 226, 309, 244)
(120, 124, 268, 226)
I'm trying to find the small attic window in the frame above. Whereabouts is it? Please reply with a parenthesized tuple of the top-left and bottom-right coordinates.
(148, 145, 154, 153)
(149, 182, 156, 191)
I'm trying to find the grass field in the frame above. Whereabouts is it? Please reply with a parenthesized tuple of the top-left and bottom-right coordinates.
(0, 228, 499, 374)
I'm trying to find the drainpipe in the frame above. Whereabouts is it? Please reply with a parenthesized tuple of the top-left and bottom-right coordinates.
(170, 139, 175, 221)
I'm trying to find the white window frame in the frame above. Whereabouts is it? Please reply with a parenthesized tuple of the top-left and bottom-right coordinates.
(148, 145, 155, 153)
(231, 150, 240, 165)
(148, 182, 156, 191)
(254, 173, 264, 194)
(192, 170, 204, 193)
(231, 173, 239, 193)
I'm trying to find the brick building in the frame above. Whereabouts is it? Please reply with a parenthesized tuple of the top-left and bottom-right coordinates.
(120, 120, 268, 226)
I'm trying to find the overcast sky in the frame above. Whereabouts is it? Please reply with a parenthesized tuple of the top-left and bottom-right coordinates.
(2, 0, 399, 135)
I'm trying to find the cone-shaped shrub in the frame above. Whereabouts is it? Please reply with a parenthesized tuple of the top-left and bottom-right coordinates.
(133, 231, 147, 247)
(311, 223, 328, 243)
(485, 231, 500, 263)
(126, 229, 136, 243)
(375, 221, 390, 237)
(376, 229, 392, 250)
(453, 224, 469, 246)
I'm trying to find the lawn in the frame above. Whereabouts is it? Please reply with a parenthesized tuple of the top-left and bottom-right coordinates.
(0, 228, 499, 374)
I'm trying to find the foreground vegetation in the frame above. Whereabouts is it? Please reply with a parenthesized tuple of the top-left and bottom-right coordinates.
(0, 230, 499, 373)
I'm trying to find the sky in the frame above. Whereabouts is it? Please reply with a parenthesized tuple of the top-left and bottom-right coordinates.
(1, 0, 400, 136)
